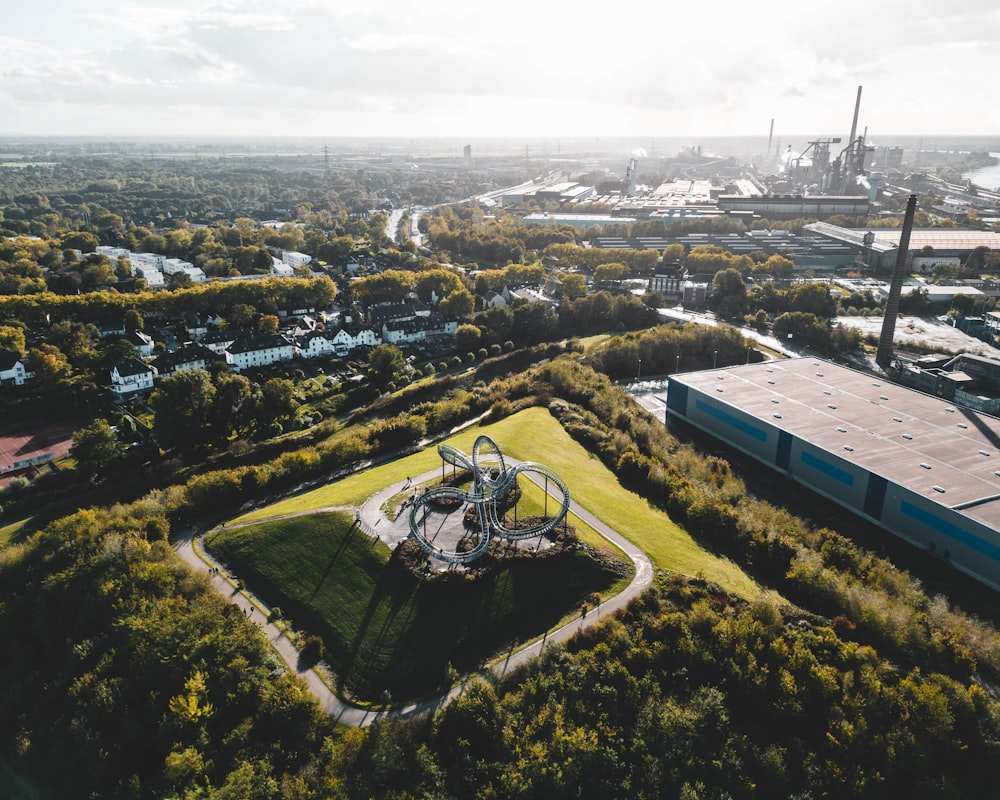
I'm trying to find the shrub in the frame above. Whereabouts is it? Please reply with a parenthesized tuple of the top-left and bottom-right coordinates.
(300, 635, 323, 666)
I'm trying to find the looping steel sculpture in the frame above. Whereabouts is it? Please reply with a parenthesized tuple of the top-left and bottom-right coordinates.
(408, 434, 571, 564)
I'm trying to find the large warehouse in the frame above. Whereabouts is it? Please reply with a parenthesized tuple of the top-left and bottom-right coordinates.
(666, 358, 1000, 592)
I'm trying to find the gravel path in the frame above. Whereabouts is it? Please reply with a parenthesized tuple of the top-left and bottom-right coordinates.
(171, 467, 654, 727)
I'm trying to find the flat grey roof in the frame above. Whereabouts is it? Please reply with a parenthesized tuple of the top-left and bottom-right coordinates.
(674, 358, 1000, 532)
(805, 222, 1000, 252)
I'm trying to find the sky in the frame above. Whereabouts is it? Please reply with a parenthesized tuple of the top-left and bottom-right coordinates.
(2, 0, 999, 141)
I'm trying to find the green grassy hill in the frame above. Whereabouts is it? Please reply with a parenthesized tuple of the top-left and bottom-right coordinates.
(233, 406, 766, 599)
(209, 511, 625, 700)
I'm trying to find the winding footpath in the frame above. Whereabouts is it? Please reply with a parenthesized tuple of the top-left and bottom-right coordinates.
(171, 468, 654, 728)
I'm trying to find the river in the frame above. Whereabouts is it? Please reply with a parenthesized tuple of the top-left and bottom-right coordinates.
(963, 152, 1000, 191)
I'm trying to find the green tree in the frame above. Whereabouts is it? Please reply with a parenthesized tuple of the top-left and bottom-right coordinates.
(511, 303, 558, 346)
(169, 271, 193, 290)
(209, 372, 260, 442)
(786, 282, 837, 318)
(0, 324, 26, 355)
(257, 314, 280, 334)
(556, 272, 588, 300)
(367, 344, 405, 391)
(900, 287, 933, 315)
(439, 288, 475, 319)
(931, 262, 961, 283)
(226, 303, 256, 330)
(124, 308, 144, 332)
(150, 368, 216, 454)
(259, 378, 298, 434)
(455, 323, 482, 352)
(26, 344, 76, 393)
(772, 311, 831, 350)
(709, 268, 747, 318)
(70, 418, 126, 482)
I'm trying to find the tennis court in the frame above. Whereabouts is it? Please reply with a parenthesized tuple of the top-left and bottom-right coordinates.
(0, 421, 77, 484)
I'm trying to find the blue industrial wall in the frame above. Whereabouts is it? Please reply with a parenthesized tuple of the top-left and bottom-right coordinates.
(668, 379, 1000, 592)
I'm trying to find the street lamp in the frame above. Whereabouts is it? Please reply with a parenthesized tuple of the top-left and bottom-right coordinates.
(713, 349, 718, 369)
(637, 358, 642, 382)
(675, 353, 681, 374)
(746, 346, 751, 365)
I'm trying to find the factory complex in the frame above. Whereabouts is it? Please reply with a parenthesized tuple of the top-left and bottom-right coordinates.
(667, 358, 1000, 592)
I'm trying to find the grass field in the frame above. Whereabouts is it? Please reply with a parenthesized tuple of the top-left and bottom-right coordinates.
(233, 406, 766, 599)
(208, 510, 624, 700)
(0, 517, 35, 547)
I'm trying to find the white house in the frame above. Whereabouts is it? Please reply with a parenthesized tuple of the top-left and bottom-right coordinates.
(126, 329, 156, 358)
(133, 264, 165, 287)
(202, 328, 240, 355)
(162, 258, 194, 275)
(163, 258, 206, 283)
(295, 330, 338, 359)
(131, 252, 167, 270)
(226, 333, 294, 372)
(150, 343, 214, 378)
(382, 314, 457, 345)
(353, 327, 382, 348)
(328, 328, 357, 356)
(0, 350, 30, 387)
(96, 246, 130, 259)
(271, 257, 295, 277)
(281, 251, 312, 268)
(110, 357, 155, 396)
(480, 289, 507, 310)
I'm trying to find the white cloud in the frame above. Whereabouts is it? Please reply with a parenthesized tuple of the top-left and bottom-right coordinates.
(1, 0, 998, 137)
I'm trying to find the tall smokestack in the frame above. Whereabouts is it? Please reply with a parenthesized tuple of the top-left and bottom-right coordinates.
(767, 119, 774, 159)
(848, 85, 862, 146)
(876, 194, 918, 368)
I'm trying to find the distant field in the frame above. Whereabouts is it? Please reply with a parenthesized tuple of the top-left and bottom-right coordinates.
(232, 406, 766, 599)
(208, 510, 624, 699)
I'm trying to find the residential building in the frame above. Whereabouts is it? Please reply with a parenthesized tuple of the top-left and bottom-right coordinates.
(382, 313, 457, 345)
(226, 333, 294, 372)
(150, 343, 214, 378)
(648, 265, 686, 301)
(295, 330, 338, 359)
(202, 328, 240, 355)
(281, 251, 312, 268)
(0, 350, 30, 387)
(126, 329, 155, 358)
(110, 357, 155, 396)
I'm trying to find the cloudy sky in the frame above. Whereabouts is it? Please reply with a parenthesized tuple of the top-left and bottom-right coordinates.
(2, 0, 998, 140)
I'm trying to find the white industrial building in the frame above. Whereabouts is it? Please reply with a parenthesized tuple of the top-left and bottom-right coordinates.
(667, 358, 1000, 592)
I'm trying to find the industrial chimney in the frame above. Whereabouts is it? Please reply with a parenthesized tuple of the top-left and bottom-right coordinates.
(875, 194, 918, 368)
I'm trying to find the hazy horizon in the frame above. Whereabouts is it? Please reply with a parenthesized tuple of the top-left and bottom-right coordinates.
(3, 1, 999, 143)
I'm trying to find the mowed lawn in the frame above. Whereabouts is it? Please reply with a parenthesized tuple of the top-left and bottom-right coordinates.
(232, 406, 767, 599)
(0, 517, 34, 547)
(208, 511, 625, 700)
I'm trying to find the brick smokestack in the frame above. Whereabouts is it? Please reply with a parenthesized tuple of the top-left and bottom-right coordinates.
(875, 194, 918, 368)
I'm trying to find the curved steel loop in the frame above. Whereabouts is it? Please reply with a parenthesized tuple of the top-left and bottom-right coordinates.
(407, 438, 570, 563)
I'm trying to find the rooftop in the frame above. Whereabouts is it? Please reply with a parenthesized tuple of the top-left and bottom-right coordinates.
(674, 358, 1000, 533)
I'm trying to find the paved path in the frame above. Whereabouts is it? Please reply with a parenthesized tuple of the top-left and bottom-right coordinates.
(172, 465, 654, 728)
